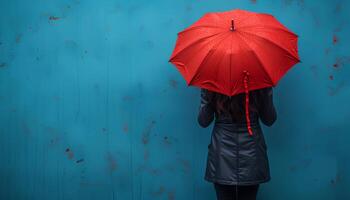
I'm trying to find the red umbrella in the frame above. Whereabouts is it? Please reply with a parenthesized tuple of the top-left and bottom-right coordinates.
(168, 9, 300, 135)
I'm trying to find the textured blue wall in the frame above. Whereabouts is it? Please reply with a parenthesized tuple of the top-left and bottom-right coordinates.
(0, 0, 349, 199)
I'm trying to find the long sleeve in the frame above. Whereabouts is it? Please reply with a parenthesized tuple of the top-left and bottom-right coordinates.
(257, 87, 277, 126)
(197, 89, 215, 128)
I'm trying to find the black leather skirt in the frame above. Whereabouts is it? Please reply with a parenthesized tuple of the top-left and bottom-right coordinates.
(204, 119, 271, 185)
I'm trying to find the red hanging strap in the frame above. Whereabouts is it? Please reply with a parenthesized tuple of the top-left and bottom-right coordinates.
(243, 70, 253, 136)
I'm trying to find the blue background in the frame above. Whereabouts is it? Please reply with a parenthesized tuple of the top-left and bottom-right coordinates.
(0, 0, 349, 199)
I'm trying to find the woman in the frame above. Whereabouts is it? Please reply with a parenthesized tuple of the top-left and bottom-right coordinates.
(198, 87, 277, 200)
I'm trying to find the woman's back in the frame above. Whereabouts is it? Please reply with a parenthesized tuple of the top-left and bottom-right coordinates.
(198, 87, 277, 188)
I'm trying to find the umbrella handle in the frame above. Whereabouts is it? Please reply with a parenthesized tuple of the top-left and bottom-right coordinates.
(243, 70, 253, 136)
(230, 19, 235, 31)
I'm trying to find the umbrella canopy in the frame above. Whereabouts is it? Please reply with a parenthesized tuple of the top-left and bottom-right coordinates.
(168, 9, 300, 135)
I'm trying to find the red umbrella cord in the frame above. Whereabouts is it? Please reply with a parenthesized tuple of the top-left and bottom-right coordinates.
(243, 70, 253, 136)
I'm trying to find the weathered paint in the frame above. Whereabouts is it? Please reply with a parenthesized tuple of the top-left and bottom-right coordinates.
(0, 0, 349, 199)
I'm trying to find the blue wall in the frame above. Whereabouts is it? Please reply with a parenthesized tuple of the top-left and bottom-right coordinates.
(0, 0, 349, 199)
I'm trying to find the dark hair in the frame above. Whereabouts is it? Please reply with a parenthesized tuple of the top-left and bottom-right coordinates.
(211, 91, 259, 121)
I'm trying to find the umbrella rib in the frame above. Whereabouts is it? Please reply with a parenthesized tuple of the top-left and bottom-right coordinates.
(238, 25, 298, 37)
(169, 31, 226, 61)
(238, 31, 300, 62)
(187, 32, 231, 86)
(178, 25, 225, 35)
(235, 32, 275, 84)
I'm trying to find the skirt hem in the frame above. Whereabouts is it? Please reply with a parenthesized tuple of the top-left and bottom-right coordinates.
(204, 175, 271, 186)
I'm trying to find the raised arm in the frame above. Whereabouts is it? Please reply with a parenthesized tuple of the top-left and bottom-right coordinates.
(257, 87, 277, 127)
(197, 89, 215, 128)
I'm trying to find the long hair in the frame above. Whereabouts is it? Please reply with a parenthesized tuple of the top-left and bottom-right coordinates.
(212, 91, 259, 122)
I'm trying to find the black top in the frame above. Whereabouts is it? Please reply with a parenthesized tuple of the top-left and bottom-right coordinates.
(197, 87, 277, 128)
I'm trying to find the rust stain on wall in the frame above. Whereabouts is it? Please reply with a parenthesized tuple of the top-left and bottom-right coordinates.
(50, 137, 60, 146)
(122, 123, 129, 133)
(162, 135, 178, 146)
(333, 56, 350, 69)
(65, 148, 74, 160)
(332, 35, 338, 44)
(106, 152, 118, 172)
(142, 120, 156, 145)
(15, 34, 22, 43)
(177, 158, 191, 173)
(328, 81, 345, 96)
(0, 63, 7, 68)
(169, 79, 178, 88)
(330, 171, 342, 185)
(49, 16, 60, 20)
